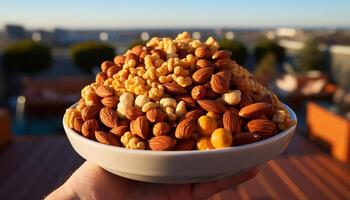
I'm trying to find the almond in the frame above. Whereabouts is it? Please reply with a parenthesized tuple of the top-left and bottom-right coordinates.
(228, 107, 239, 113)
(81, 119, 99, 139)
(114, 55, 125, 67)
(239, 102, 272, 118)
(95, 131, 120, 146)
(260, 94, 274, 117)
(223, 110, 242, 134)
(239, 91, 254, 109)
(146, 108, 166, 123)
(95, 72, 108, 84)
(73, 118, 84, 132)
(191, 85, 207, 100)
(213, 58, 232, 68)
(233, 132, 261, 146)
(246, 119, 277, 137)
(192, 67, 214, 83)
(176, 95, 197, 108)
(110, 126, 128, 137)
(216, 69, 232, 82)
(175, 117, 196, 139)
(153, 122, 170, 136)
(107, 66, 119, 78)
(81, 105, 101, 121)
(196, 59, 211, 68)
(212, 50, 232, 60)
(206, 89, 219, 99)
(210, 74, 229, 94)
(163, 82, 187, 94)
(119, 119, 131, 126)
(195, 45, 212, 59)
(197, 99, 226, 113)
(130, 45, 143, 56)
(99, 107, 118, 128)
(148, 136, 176, 151)
(125, 107, 143, 120)
(185, 109, 206, 120)
(174, 140, 195, 151)
(130, 116, 150, 140)
(95, 85, 114, 97)
(101, 96, 118, 108)
(101, 61, 114, 72)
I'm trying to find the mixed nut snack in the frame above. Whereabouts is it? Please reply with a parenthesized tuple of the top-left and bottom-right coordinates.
(64, 32, 295, 151)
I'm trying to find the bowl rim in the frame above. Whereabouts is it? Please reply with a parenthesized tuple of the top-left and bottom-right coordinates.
(64, 103, 297, 156)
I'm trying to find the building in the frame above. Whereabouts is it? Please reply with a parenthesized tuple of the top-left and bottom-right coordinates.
(4, 24, 28, 40)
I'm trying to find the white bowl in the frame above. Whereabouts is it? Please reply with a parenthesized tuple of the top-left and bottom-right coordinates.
(64, 104, 297, 183)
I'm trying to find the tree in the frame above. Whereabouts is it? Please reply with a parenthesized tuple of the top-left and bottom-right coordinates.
(127, 39, 146, 50)
(218, 39, 248, 65)
(70, 41, 115, 73)
(254, 39, 285, 64)
(253, 52, 278, 86)
(2, 40, 52, 76)
(298, 37, 324, 72)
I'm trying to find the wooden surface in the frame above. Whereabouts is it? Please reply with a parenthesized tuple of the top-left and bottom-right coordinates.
(0, 134, 349, 200)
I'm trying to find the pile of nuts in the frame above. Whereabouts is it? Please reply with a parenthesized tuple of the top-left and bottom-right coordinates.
(64, 32, 295, 151)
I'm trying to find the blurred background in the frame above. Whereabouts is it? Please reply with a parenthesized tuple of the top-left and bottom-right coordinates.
(0, 0, 350, 199)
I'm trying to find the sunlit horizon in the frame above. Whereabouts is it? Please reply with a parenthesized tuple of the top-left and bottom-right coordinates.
(1, 0, 350, 30)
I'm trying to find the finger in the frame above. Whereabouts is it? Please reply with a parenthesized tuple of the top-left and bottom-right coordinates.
(192, 167, 258, 200)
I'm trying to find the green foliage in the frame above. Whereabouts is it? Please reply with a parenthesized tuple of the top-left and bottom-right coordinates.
(2, 40, 52, 76)
(218, 39, 248, 65)
(127, 39, 146, 50)
(298, 38, 324, 72)
(70, 41, 115, 73)
(254, 39, 285, 64)
(254, 53, 277, 84)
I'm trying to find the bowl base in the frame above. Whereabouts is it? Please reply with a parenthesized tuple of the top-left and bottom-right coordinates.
(103, 167, 239, 184)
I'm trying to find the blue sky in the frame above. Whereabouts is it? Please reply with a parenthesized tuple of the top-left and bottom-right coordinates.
(1, 0, 349, 29)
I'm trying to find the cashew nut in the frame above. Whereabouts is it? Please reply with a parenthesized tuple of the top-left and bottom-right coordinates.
(175, 101, 187, 118)
(142, 102, 159, 112)
(221, 90, 241, 106)
(119, 92, 134, 106)
(164, 106, 177, 121)
(117, 102, 131, 119)
(165, 106, 174, 113)
(160, 98, 177, 109)
(134, 95, 150, 108)
(167, 112, 177, 121)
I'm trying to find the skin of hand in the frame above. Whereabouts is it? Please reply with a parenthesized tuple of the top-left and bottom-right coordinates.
(45, 161, 258, 200)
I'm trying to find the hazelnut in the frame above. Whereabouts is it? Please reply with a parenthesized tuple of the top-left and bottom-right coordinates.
(146, 108, 166, 123)
(191, 85, 207, 100)
(153, 122, 171, 136)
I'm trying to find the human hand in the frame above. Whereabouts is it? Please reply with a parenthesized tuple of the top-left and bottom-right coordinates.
(46, 161, 258, 200)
